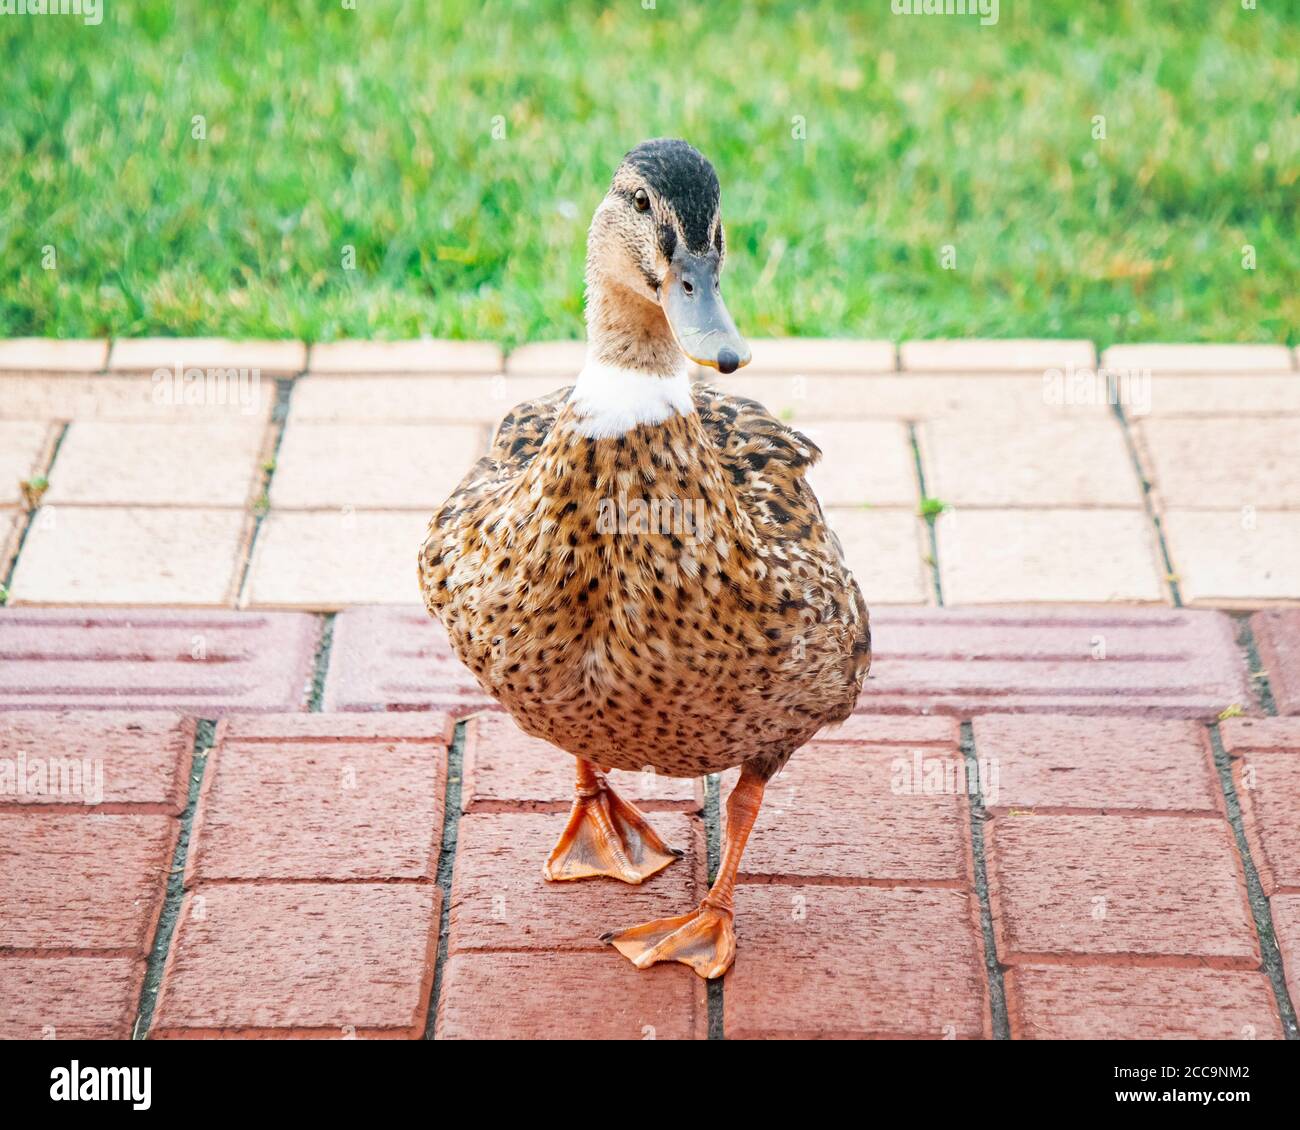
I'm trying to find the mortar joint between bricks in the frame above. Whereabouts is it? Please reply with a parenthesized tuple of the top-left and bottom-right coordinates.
(1205, 722, 1298, 1039)
(960, 720, 1010, 1039)
(2, 421, 71, 600)
(132, 717, 219, 1040)
(234, 377, 296, 603)
(425, 720, 468, 1039)
(1110, 398, 1183, 607)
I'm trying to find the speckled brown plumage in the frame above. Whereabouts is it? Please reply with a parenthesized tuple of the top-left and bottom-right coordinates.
(418, 381, 871, 782)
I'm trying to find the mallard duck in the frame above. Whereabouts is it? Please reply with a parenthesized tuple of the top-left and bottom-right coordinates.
(419, 139, 871, 979)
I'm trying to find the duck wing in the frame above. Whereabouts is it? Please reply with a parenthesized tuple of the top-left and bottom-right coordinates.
(694, 381, 872, 689)
(427, 385, 572, 534)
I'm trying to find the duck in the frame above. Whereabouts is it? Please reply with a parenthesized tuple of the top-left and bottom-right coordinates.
(419, 139, 871, 979)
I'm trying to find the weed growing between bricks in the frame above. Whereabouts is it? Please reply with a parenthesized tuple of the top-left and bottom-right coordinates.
(907, 423, 945, 606)
(1, 421, 69, 604)
(134, 719, 218, 1039)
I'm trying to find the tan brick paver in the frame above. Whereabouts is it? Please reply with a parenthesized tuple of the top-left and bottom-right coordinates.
(44, 420, 269, 508)
(826, 508, 933, 603)
(0, 374, 275, 423)
(8, 507, 251, 606)
(737, 337, 895, 374)
(107, 337, 306, 375)
(289, 373, 561, 425)
(920, 415, 1143, 508)
(801, 419, 917, 506)
(935, 509, 1167, 603)
(0, 338, 108, 373)
(0, 421, 58, 506)
(1137, 417, 1300, 510)
(504, 340, 587, 376)
(307, 339, 502, 374)
(1101, 343, 1293, 373)
(901, 339, 1095, 372)
(270, 420, 486, 510)
(1162, 510, 1300, 606)
(1143, 375, 1300, 418)
(241, 509, 427, 608)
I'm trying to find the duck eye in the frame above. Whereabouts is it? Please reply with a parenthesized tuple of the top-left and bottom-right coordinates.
(633, 189, 650, 212)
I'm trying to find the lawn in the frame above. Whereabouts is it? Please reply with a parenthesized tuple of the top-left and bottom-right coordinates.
(1, 0, 1296, 348)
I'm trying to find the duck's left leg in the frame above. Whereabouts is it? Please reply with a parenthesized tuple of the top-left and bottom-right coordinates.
(604, 761, 766, 979)
(543, 758, 681, 884)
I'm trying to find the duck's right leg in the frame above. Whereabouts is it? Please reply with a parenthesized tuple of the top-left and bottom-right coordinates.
(543, 758, 681, 885)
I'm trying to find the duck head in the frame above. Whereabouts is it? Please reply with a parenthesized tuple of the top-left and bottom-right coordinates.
(585, 139, 751, 376)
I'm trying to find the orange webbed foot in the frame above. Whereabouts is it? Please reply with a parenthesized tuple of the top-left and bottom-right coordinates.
(542, 778, 681, 885)
(603, 902, 736, 979)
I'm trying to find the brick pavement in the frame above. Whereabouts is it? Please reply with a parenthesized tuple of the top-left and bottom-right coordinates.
(1, 337, 1296, 1040)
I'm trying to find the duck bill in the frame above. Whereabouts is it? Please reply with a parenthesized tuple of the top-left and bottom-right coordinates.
(659, 252, 751, 375)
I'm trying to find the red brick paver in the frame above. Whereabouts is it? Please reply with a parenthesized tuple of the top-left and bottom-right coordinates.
(321, 606, 493, 712)
(0, 609, 319, 712)
(0, 711, 194, 812)
(725, 885, 989, 1039)
(0, 957, 145, 1040)
(324, 605, 1253, 718)
(151, 883, 440, 1038)
(722, 739, 972, 885)
(460, 711, 703, 812)
(816, 714, 961, 744)
(0, 812, 177, 954)
(971, 716, 1222, 815)
(448, 811, 705, 953)
(1005, 966, 1282, 1040)
(1270, 895, 1300, 1011)
(986, 815, 1258, 968)
(185, 713, 450, 883)
(1221, 717, 1300, 895)
(1252, 610, 1300, 715)
(861, 607, 1251, 717)
(436, 951, 706, 1039)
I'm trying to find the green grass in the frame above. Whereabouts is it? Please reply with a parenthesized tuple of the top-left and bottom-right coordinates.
(2, 0, 1296, 347)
